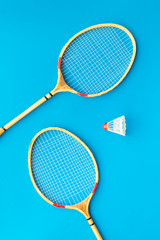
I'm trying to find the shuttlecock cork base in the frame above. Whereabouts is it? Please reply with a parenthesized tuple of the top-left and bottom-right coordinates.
(103, 123, 108, 130)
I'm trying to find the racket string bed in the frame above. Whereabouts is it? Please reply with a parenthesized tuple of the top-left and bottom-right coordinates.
(61, 26, 134, 94)
(31, 130, 96, 206)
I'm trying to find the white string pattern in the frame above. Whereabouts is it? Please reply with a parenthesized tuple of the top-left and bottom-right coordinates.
(31, 130, 96, 206)
(61, 26, 134, 95)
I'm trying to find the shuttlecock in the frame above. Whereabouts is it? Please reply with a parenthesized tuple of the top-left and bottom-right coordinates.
(103, 116, 126, 136)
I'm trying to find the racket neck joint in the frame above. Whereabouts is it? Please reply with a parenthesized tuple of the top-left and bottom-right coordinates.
(71, 195, 91, 218)
(55, 71, 73, 92)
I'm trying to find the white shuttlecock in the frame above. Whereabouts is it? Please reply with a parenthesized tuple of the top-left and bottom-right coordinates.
(103, 116, 126, 136)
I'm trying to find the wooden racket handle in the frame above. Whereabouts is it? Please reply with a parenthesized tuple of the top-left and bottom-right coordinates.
(0, 90, 57, 136)
(87, 217, 103, 240)
(91, 224, 103, 240)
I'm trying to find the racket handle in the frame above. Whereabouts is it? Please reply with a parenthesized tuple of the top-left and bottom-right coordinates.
(0, 91, 57, 136)
(87, 217, 103, 240)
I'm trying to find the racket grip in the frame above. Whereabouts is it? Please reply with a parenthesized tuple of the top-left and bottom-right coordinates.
(0, 91, 56, 136)
(87, 217, 103, 240)
(0, 128, 5, 136)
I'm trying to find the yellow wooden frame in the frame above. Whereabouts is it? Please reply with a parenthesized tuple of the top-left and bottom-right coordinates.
(0, 23, 136, 136)
(28, 127, 102, 240)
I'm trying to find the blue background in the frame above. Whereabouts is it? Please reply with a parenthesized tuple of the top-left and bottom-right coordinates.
(0, 0, 160, 239)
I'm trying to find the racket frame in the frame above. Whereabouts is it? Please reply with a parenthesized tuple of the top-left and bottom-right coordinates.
(28, 127, 99, 214)
(57, 23, 136, 97)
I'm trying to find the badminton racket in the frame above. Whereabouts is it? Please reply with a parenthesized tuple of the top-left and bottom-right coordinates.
(28, 127, 102, 240)
(0, 23, 136, 136)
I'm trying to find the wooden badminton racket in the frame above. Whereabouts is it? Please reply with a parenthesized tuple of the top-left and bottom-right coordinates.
(29, 127, 102, 239)
(0, 24, 136, 136)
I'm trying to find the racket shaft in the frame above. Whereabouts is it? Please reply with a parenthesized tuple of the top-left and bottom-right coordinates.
(88, 217, 103, 240)
(0, 91, 57, 136)
(91, 224, 103, 240)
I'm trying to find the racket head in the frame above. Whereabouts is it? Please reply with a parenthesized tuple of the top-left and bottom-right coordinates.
(28, 127, 99, 215)
(57, 23, 136, 97)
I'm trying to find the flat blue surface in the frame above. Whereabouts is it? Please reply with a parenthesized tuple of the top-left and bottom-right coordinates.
(0, 0, 160, 239)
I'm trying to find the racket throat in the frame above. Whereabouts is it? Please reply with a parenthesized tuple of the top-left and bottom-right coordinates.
(71, 195, 91, 218)
(52, 72, 74, 94)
